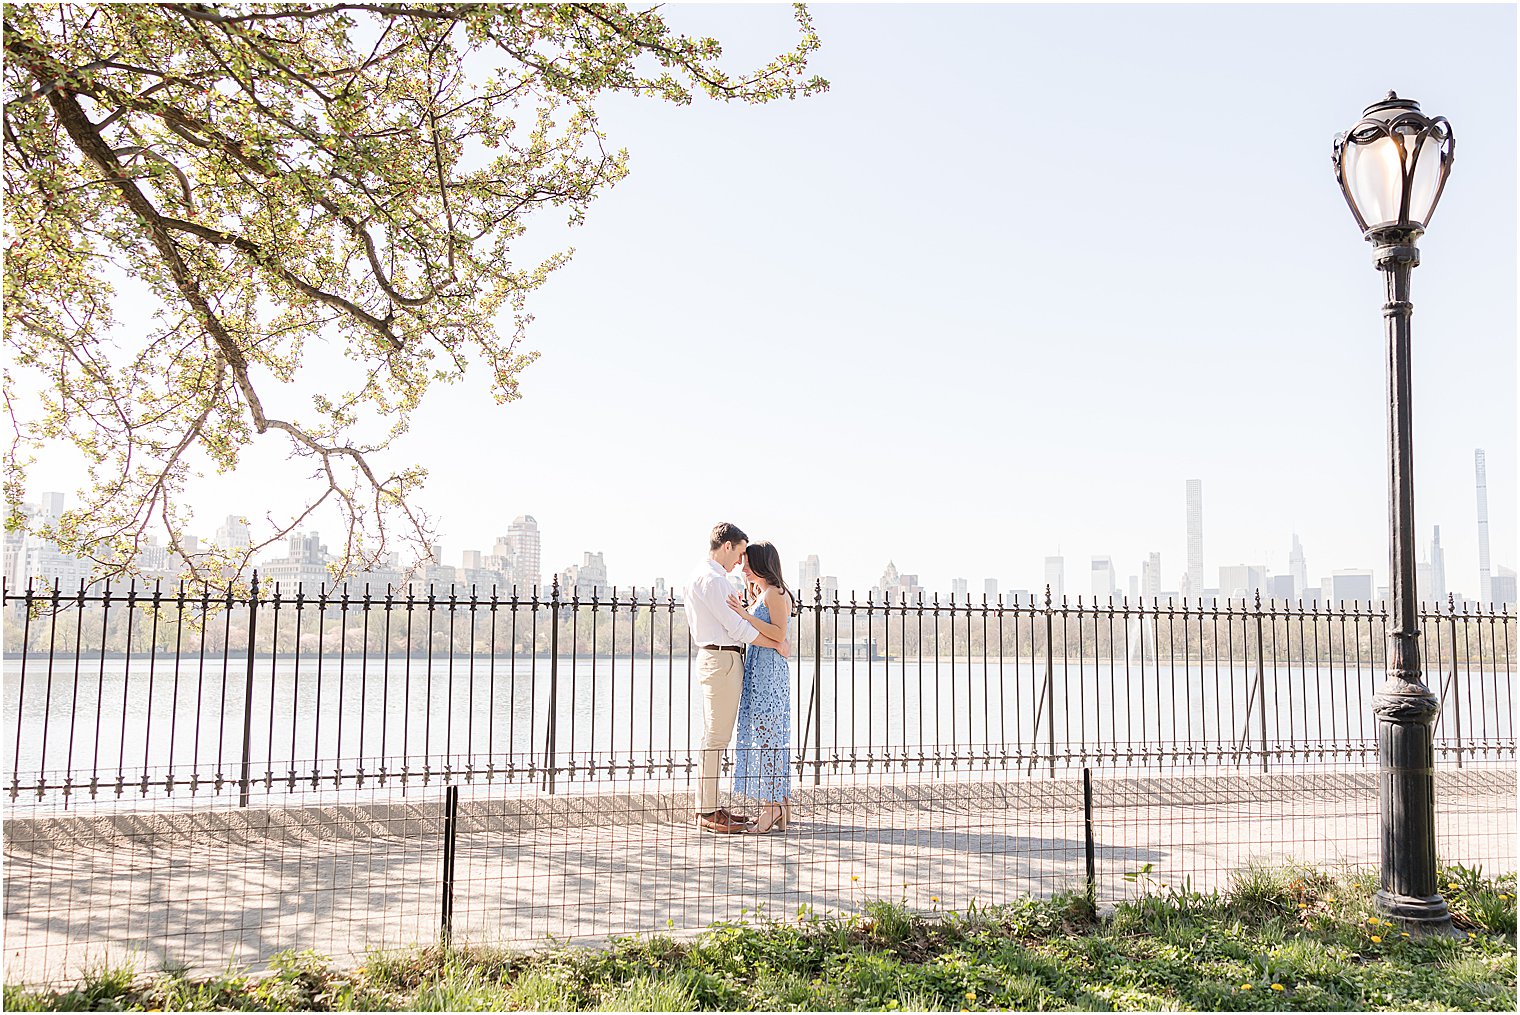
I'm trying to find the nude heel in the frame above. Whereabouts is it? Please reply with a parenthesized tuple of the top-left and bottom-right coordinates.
(746, 803, 784, 834)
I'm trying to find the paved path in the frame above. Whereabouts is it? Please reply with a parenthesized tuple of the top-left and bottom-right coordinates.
(4, 768, 1513, 987)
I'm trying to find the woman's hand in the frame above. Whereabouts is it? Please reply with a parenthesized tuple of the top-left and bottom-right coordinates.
(726, 592, 748, 615)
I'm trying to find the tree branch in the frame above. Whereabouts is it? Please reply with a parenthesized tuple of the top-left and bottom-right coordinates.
(159, 214, 403, 348)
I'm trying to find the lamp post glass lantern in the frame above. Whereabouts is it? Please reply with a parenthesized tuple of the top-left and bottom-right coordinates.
(1333, 91, 1455, 243)
(1331, 91, 1457, 936)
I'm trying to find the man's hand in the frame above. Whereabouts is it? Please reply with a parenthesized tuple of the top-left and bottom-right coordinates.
(777, 640, 792, 659)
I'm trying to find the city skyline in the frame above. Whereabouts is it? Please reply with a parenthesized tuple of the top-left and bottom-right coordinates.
(10, 5, 1516, 606)
(10, 471, 1515, 607)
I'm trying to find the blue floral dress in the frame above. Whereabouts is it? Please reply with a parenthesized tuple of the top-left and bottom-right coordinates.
(732, 599, 791, 803)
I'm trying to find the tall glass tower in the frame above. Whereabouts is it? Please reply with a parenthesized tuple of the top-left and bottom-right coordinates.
(508, 514, 542, 590)
(1186, 480, 1204, 600)
(1289, 533, 1307, 598)
(1475, 450, 1492, 603)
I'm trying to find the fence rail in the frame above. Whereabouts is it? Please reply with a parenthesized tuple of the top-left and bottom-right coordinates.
(3, 575, 1514, 807)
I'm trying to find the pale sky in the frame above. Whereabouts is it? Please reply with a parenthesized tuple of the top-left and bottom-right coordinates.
(20, 2, 1519, 598)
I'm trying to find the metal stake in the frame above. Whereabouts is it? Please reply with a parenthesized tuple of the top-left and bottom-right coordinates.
(441, 783, 459, 945)
(238, 572, 260, 808)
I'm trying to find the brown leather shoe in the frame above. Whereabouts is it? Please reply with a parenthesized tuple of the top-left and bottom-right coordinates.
(717, 807, 754, 825)
(697, 811, 746, 834)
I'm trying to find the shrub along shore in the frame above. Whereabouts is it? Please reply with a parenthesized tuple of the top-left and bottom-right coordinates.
(6, 863, 1515, 1012)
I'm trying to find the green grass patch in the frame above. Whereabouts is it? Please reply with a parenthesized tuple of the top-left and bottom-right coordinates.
(8, 867, 1515, 1011)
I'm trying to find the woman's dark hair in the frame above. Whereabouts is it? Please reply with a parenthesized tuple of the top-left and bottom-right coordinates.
(744, 541, 789, 599)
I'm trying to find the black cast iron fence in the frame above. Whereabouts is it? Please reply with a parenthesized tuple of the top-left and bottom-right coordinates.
(4, 574, 1512, 808)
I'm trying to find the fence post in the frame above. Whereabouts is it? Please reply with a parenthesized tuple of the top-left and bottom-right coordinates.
(1045, 586, 1056, 779)
(238, 571, 260, 808)
(544, 577, 560, 795)
(812, 579, 823, 787)
(1082, 767, 1096, 912)
(440, 783, 459, 946)
(1448, 596, 1463, 769)
(1253, 592, 1268, 774)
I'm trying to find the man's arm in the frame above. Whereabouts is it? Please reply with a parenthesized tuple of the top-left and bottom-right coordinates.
(700, 573, 759, 644)
(752, 632, 792, 658)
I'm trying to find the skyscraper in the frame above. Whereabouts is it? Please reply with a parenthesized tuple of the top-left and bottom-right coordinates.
(1493, 567, 1516, 606)
(508, 515, 541, 589)
(1428, 526, 1447, 604)
(874, 562, 920, 602)
(1186, 480, 1203, 601)
(798, 554, 821, 593)
(1218, 564, 1267, 600)
(1476, 449, 1492, 603)
(1288, 533, 1307, 598)
(1326, 570, 1374, 604)
(260, 531, 331, 587)
(214, 515, 251, 551)
(1091, 557, 1115, 600)
(1142, 552, 1162, 597)
(950, 577, 968, 602)
(486, 534, 517, 584)
(560, 551, 608, 596)
(984, 578, 998, 599)
(1044, 556, 1065, 601)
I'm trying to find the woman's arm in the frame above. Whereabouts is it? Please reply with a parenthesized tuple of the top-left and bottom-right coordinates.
(764, 587, 790, 642)
(752, 631, 791, 657)
(727, 589, 787, 641)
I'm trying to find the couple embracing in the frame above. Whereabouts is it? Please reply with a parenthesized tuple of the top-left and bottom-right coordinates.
(683, 522, 793, 835)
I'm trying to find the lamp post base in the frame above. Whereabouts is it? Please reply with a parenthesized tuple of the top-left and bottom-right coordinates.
(1371, 674, 1458, 938)
(1373, 890, 1460, 938)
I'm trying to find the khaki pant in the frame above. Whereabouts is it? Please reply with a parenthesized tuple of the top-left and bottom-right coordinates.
(694, 647, 744, 814)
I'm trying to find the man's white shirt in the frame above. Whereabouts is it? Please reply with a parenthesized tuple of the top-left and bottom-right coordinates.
(684, 559, 759, 647)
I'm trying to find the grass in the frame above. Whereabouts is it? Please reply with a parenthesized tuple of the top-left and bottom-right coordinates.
(5, 864, 1514, 1012)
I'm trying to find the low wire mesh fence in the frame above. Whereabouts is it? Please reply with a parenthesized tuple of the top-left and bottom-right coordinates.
(3, 576, 1514, 986)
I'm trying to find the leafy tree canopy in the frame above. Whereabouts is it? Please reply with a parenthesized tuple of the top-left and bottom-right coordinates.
(2, 2, 825, 587)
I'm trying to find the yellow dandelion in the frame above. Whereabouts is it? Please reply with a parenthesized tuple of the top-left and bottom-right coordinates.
(1239, 983, 1252, 991)
(1299, 903, 1308, 910)
(1448, 881, 1460, 890)
(1371, 935, 1382, 943)
(1367, 916, 1379, 925)
(852, 875, 860, 882)
(931, 896, 940, 903)
(1326, 895, 1336, 902)
(1270, 984, 1285, 991)
(965, 990, 976, 1000)
(1468, 932, 1477, 939)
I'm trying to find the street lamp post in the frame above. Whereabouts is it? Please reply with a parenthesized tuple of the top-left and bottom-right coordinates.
(1331, 91, 1457, 935)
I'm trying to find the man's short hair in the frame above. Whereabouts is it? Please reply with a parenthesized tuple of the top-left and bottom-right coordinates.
(709, 522, 748, 551)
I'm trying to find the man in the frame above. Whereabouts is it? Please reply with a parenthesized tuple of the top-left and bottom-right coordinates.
(684, 522, 790, 834)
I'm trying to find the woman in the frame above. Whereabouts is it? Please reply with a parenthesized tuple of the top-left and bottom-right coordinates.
(727, 540, 792, 834)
